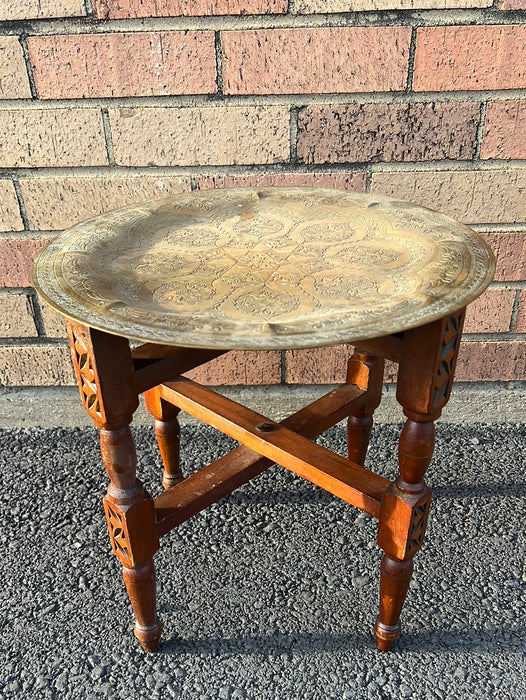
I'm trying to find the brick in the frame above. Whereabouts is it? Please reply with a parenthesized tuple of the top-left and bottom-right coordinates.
(284, 346, 397, 384)
(499, 0, 526, 8)
(284, 345, 351, 384)
(186, 351, 281, 385)
(195, 172, 366, 192)
(0, 181, 24, 232)
(0, 0, 85, 20)
(296, 1, 491, 10)
(297, 103, 479, 164)
(463, 289, 515, 333)
(93, 0, 287, 19)
(39, 300, 67, 338)
(414, 26, 526, 92)
(455, 341, 526, 381)
(0, 239, 48, 288)
(109, 106, 289, 167)
(0, 37, 31, 99)
(481, 101, 526, 161)
(514, 291, 526, 332)
(371, 170, 526, 225)
(222, 27, 411, 95)
(481, 233, 526, 282)
(19, 175, 192, 231)
(0, 109, 107, 169)
(29, 32, 216, 100)
(0, 294, 37, 337)
(0, 345, 74, 386)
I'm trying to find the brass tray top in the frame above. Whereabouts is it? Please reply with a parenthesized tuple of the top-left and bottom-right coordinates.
(33, 187, 495, 350)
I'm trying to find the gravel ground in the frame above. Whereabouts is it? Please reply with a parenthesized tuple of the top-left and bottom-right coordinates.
(0, 423, 525, 699)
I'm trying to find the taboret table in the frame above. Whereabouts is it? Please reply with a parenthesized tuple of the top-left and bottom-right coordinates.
(32, 187, 495, 653)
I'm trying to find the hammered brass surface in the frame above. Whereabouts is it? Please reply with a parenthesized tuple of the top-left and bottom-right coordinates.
(32, 187, 495, 349)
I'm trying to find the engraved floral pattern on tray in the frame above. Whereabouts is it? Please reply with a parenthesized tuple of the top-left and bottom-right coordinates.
(32, 187, 495, 349)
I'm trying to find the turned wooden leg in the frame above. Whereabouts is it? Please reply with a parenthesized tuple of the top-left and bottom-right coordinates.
(101, 427, 162, 652)
(154, 416, 183, 489)
(375, 556, 413, 652)
(374, 312, 465, 650)
(67, 322, 162, 652)
(346, 351, 384, 466)
(376, 417, 433, 651)
(122, 562, 162, 652)
(348, 413, 373, 467)
(145, 387, 184, 489)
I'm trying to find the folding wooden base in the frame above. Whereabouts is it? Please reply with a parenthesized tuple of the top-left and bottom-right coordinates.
(67, 310, 465, 653)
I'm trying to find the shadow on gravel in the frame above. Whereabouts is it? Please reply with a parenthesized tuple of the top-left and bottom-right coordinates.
(218, 481, 526, 505)
(432, 483, 526, 498)
(156, 625, 525, 657)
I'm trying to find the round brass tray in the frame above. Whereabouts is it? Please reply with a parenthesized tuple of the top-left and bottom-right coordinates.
(32, 187, 495, 350)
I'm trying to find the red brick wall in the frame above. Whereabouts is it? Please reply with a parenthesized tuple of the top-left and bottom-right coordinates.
(1, 1, 525, 387)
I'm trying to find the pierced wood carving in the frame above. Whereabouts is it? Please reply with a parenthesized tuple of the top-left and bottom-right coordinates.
(407, 500, 430, 558)
(433, 312, 464, 408)
(104, 501, 132, 566)
(70, 326, 102, 421)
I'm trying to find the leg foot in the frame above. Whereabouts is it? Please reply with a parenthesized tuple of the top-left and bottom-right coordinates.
(375, 555, 413, 652)
(122, 561, 163, 653)
(374, 620, 401, 652)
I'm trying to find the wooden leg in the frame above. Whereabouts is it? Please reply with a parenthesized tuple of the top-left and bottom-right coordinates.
(375, 313, 465, 650)
(376, 417, 434, 651)
(101, 427, 162, 652)
(67, 322, 162, 651)
(347, 413, 373, 467)
(154, 416, 183, 489)
(145, 387, 184, 489)
(346, 351, 384, 466)
(122, 561, 162, 652)
(375, 556, 413, 651)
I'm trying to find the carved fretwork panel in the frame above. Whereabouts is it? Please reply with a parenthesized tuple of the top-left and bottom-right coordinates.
(69, 325, 103, 422)
(103, 488, 159, 567)
(104, 500, 133, 566)
(377, 488, 431, 562)
(406, 501, 430, 558)
(433, 311, 464, 409)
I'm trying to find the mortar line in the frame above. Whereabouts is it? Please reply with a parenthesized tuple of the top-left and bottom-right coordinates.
(472, 224, 526, 233)
(11, 180, 30, 231)
(101, 108, 116, 166)
(509, 289, 523, 333)
(17, 32, 37, 100)
(0, 90, 524, 110)
(0, 336, 68, 347)
(214, 31, 224, 96)
(0, 9, 523, 34)
(0, 286, 38, 296)
(84, 0, 94, 16)
(462, 331, 526, 342)
(474, 101, 488, 161)
(289, 106, 300, 165)
(280, 351, 287, 384)
(2, 161, 526, 190)
(482, 281, 526, 290)
(27, 291, 46, 337)
(2, 159, 526, 180)
(406, 26, 417, 94)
